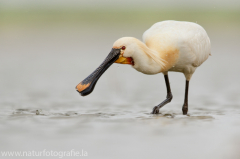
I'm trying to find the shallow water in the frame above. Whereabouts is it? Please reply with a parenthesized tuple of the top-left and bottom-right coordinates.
(0, 25, 240, 159)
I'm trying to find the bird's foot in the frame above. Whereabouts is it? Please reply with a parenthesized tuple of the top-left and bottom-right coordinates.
(151, 106, 160, 114)
(182, 106, 188, 115)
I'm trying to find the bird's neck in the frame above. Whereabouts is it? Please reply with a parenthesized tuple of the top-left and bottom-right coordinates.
(131, 39, 165, 75)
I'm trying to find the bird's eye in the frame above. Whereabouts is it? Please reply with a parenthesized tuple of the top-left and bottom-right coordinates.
(122, 46, 126, 50)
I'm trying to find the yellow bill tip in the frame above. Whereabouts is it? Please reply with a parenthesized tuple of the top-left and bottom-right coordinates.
(76, 82, 90, 92)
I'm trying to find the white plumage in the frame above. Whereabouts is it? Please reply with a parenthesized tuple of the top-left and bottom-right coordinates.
(112, 20, 211, 114)
(113, 20, 211, 80)
(77, 20, 211, 115)
(142, 20, 211, 80)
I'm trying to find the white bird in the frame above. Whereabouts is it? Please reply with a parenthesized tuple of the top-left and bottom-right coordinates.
(76, 20, 211, 115)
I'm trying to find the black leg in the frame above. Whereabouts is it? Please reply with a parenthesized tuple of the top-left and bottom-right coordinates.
(152, 74, 173, 114)
(182, 80, 189, 115)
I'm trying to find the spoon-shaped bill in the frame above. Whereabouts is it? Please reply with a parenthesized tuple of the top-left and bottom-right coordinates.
(76, 48, 120, 96)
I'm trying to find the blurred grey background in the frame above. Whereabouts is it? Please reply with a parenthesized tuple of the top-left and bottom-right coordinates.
(1, 0, 240, 9)
(0, 1, 240, 159)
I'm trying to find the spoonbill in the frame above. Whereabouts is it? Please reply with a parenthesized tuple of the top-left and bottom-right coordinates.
(76, 20, 211, 115)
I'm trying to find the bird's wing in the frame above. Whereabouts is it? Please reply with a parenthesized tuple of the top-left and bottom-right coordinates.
(143, 21, 211, 67)
(183, 25, 211, 67)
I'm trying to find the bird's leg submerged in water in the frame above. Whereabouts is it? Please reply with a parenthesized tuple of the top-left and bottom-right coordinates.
(152, 74, 173, 114)
(182, 80, 189, 115)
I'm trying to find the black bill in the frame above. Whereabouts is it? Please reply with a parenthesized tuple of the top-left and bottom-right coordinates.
(76, 48, 120, 96)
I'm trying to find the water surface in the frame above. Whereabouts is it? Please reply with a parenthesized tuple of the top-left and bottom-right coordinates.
(0, 24, 240, 159)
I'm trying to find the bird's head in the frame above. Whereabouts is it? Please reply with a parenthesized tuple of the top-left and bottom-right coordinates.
(76, 37, 137, 96)
(113, 37, 137, 66)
